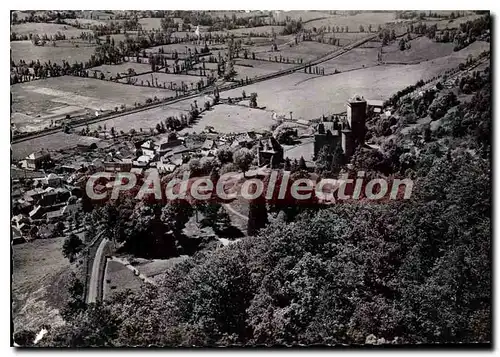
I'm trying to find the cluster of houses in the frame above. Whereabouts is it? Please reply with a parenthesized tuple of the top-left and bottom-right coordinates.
(11, 95, 382, 244)
(11, 125, 288, 244)
(12, 166, 82, 244)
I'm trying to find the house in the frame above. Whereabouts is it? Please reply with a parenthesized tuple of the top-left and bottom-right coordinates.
(12, 214, 29, 229)
(157, 163, 178, 174)
(156, 135, 183, 155)
(12, 226, 26, 245)
(233, 132, 258, 147)
(104, 159, 133, 172)
(141, 140, 157, 157)
(258, 137, 283, 168)
(201, 139, 217, 156)
(29, 205, 44, 220)
(46, 209, 64, 223)
(133, 155, 152, 167)
(25, 150, 51, 170)
(141, 136, 183, 157)
(25, 188, 45, 202)
(44, 173, 62, 187)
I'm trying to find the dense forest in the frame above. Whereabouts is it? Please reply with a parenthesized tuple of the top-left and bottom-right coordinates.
(25, 64, 491, 347)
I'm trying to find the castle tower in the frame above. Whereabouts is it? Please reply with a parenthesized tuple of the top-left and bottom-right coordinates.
(346, 95, 367, 146)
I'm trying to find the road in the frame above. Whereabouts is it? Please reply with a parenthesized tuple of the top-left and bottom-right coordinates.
(12, 34, 377, 145)
(86, 237, 109, 304)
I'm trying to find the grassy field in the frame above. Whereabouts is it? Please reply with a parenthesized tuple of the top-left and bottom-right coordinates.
(84, 101, 194, 134)
(138, 17, 162, 31)
(11, 132, 102, 161)
(12, 76, 174, 119)
(179, 103, 274, 134)
(12, 237, 71, 332)
(423, 14, 483, 30)
(62, 18, 109, 27)
(11, 23, 92, 38)
(382, 36, 455, 64)
(122, 72, 202, 89)
(134, 256, 188, 278)
(222, 41, 488, 121)
(321, 47, 380, 73)
(235, 58, 297, 72)
(272, 10, 334, 22)
(303, 12, 398, 31)
(283, 138, 315, 162)
(255, 41, 339, 62)
(145, 43, 228, 55)
(103, 260, 143, 300)
(97, 32, 139, 42)
(11, 40, 96, 64)
(89, 62, 152, 77)
(324, 32, 370, 46)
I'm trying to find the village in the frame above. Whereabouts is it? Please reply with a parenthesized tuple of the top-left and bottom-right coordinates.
(11, 91, 386, 244)
(10, 10, 491, 348)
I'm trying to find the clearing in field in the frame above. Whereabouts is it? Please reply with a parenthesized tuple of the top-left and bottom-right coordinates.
(179, 103, 274, 134)
(11, 40, 96, 65)
(12, 237, 71, 332)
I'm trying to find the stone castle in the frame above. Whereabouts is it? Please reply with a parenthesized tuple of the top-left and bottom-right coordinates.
(314, 94, 367, 160)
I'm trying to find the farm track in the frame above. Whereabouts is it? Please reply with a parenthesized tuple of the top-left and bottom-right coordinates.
(12, 33, 378, 145)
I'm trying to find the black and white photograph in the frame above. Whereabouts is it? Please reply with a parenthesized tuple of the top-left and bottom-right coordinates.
(9, 8, 492, 348)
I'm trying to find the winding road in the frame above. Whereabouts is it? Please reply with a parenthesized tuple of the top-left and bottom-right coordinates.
(86, 237, 109, 304)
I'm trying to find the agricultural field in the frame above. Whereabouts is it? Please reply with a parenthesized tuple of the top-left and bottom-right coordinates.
(381, 36, 455, 64)
(321, 47, 380, 73)
(11, 40, 96, 65)
(97, 31, 139, 42)
(179, 103, 274, 134)
(62, 18, 110, 27)
(12, 237, 71, 332)
(255, 41, 340, 62)
(11, 132, 102, 161)
(12, 76, 174, 118)
(324, 32, 371, 46)
(222, 41, 489, 121)
(89, 62, 152, 78)
(138, 17, 163, 31)
(84, 99, 198, 134)
(424, 14, 483, 30)
(120, 72, 202, 89)
(235, 58, 297, 72)
(303, 12, 398, 31)
(11, 23, 92, 38)
(272, 10, 334, 22)
(145, 42, 228, 55)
